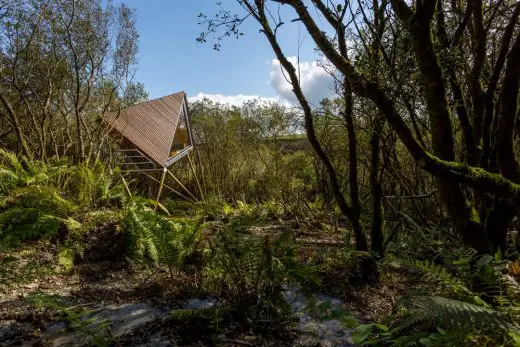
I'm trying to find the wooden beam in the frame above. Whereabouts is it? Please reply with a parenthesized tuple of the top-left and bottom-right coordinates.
(187, 153, 205, 202)
(166, 169, 198, 202)
(154, 168, 168, 210)
(120, 173, 132, 198)
(141, 172, 196, 204)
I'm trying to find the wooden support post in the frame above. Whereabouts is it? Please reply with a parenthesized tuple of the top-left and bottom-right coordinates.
(187, 153, 205, 202)
(120, 174, 132, 198)
(141, 172, 196, 203)
(195, 148, 208, 198)
(166, 169, 198, 202)
(155, 167, 167, 210)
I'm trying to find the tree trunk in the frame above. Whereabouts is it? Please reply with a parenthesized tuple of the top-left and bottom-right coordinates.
(370, 116, 385, 255)
(0, 94, 32, 158)
(343, 78, 369, 251)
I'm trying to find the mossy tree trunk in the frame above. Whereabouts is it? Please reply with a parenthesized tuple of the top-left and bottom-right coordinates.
(206, 0, 520, 255)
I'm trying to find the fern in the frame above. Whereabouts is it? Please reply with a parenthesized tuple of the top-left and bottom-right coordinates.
(121, 200, 159, 261)
(397, 295, 518, 334)
(202, 227, 302, 325)
(66, 162, 126, 209)
(120, 197, 203, 274)
(27, 292, 113, 346)
(394, 258, 482, 304)
(7, 186, 77, 216)
(0, 149, 68, 191)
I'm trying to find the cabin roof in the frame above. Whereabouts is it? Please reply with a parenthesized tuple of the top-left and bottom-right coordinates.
(107, 91, 187, 167)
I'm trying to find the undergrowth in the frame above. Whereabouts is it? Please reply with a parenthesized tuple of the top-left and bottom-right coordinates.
(2, 151, 520, 346)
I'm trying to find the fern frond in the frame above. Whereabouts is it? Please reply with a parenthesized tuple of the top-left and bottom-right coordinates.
(0, 149, 25, 173)
(0, 168, 20, 190)
(0, 209, 70, 248)
(9, 186, 77, 216)
(397, 296, 518, 333)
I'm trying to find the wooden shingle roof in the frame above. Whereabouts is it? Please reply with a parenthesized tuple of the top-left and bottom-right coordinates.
(108, 91, 186, 167)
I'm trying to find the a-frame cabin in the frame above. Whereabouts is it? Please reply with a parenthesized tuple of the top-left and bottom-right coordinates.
(107, 91, 202, 203)
(108, 91, 193, 170)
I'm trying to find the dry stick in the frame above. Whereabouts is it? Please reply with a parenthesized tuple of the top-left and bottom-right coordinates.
(187, 153, 205, 202)
(166, 169, 198, 202)
(141, 172, 196, 204)
(385, 190, 438, 199)
(219, 339, 254, 347)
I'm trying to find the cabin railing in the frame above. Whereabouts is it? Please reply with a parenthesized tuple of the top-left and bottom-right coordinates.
(116, 148, 157, 171)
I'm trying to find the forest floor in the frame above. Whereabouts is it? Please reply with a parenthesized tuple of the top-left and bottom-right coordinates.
(0, 221, 410, 347)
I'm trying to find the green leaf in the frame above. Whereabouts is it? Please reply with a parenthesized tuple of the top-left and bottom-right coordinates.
(356, 323, 377, 333)
(352, 330, 372, 345)
(495, 248, 503, 261)
(318, 300, 332, 311)
(476, 254, 493, 267)
(510, 331, 520, 346)
(58, 247, 74, 270)
(339, 315, 359, 329)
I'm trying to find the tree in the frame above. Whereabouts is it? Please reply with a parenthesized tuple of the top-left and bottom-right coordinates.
(0, 0, 141, 163)
(199, 0, 520, 255)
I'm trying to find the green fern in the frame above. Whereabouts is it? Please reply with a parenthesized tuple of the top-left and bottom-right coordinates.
(27, 292, 112, 346)
(66, 162, 126, 209)
(120, 197, 203, 274)
(397, 295, 518, 334)
(395, 258, 483, 304)
(0, 149, 68, 192)
(121, 199, 160, 261)
(201, 227, 302, 325)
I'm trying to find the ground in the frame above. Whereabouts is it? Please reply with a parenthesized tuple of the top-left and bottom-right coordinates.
(0, 222, 409, 346)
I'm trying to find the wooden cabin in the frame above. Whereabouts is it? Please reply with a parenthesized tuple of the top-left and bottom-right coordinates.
(108, 91, 194, 171)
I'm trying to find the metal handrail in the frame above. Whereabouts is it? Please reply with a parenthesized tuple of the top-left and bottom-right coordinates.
(115, 148, 157, 171)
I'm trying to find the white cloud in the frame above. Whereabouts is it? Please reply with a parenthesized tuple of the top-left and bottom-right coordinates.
(188, 92, 291, 107)
(270, 57, 336, 106)
(188, 57, 335, 108)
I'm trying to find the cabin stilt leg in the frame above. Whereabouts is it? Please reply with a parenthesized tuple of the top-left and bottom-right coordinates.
(166, 169, 198, 202)
(155, 167, 167, 210)
(141, 172, 196, 203)
(195, 148, 208, 198)
(187, 153, 205, 202)
(120, 174, 132, 198)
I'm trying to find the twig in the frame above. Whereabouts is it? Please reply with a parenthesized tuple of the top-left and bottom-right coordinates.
(385, 190, 437, 199)
(219, 339, 254, 346)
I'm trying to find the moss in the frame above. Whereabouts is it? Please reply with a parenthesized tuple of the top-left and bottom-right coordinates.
(426, 153, 520, 198)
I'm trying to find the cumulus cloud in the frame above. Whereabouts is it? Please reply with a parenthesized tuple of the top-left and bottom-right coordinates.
(269, 57, 336, 106)
(188, 93, 291, 107)
(188, 57, 335, 108)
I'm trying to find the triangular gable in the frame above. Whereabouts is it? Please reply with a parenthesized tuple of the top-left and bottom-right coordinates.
(108, 91, 186, 167)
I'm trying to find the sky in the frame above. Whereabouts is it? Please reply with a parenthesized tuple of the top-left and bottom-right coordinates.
(115, 0, 336, 106)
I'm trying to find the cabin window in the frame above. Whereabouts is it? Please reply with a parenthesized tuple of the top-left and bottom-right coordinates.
(169, 105, 191, 158)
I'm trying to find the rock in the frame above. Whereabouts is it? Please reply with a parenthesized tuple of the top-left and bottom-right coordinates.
(43, 303, 169, 346)
(0, 320, 40, 346)
(285, 285, 355, 347)
(182, 297, 216, 310)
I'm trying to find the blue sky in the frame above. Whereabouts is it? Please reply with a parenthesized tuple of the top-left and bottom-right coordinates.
(115, 0, 335, 106)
